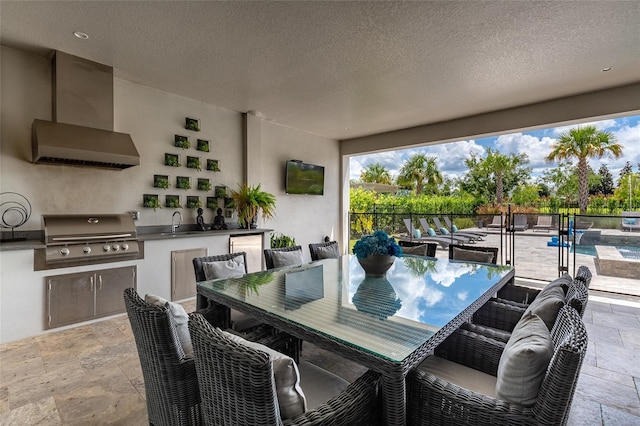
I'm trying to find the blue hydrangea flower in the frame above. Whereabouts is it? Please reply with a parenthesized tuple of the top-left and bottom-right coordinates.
(353, 230, 402, 259)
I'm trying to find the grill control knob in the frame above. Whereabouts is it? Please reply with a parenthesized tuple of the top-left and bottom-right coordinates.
(60, 248, 70, 256)
(103, 245, 111, 252)
(112, 244, 120, 251)
(121, 243, 129, 251)
(82, 246, 92, 254)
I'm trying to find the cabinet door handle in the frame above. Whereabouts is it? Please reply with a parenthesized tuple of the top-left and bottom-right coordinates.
(90, 276, 94, 291)
(98, 275, 103, 290)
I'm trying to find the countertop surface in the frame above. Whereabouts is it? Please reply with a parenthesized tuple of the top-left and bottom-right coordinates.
(0, 228, 272, 252)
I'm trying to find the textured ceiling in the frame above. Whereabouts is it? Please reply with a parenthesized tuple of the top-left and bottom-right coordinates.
(1, 1, 639, 140)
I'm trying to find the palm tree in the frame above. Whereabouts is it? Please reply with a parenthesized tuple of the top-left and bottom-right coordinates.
(360, 163, 392, 184)
(397, 154, 442, 195)
(483, 149, 511, 205)
(546, 125, 622, 214)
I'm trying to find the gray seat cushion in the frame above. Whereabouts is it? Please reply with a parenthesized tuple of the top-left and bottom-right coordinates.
(416, 355, 497, 398)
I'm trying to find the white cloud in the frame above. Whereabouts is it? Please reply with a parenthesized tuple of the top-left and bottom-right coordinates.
(349, 115, 640, 181)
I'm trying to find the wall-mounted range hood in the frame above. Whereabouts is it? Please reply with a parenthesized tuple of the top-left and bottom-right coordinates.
(32, 51, 140, 170)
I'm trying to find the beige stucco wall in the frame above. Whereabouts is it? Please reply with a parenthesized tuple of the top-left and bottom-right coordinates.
(1, 46, 340, 246)
(255, 119, 341, 260)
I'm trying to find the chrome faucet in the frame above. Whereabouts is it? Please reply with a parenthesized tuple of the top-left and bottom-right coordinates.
(171, 211, 182, 234)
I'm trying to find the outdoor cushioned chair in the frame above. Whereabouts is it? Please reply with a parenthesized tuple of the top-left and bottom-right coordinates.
(124, 287, 203, 426)
(533, 215, 553, 232)
(512, 214, 529, 231)
(264, 245, 304, 270)
(448, 244, 499, 264)
(193, 252, 263, 332)
(188, 313, 382, 426)
(408, 305, 587, 426)
(309, 241, 340, 261)
(470, 274, 588, 342)
(401, 218, 458, 250)
(486, 215, 505, 229)
(420, 218, 474, 244)
(444, 216, 487, 238)
(430, 217, 483, 241)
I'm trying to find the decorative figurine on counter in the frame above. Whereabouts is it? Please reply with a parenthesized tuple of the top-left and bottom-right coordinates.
(212, 207, 227, 230)
(196, 208, 210, 231)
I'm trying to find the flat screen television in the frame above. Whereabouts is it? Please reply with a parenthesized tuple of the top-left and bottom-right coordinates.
(285, 160, 325, 195)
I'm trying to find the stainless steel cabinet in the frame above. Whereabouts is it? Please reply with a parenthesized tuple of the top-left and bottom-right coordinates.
(229, 234, 264, 273)
(46, 266, 136, 329)
(172, 248, 207, 301)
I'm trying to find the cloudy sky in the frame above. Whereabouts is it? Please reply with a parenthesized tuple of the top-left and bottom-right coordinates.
(349, 114, 640, 183)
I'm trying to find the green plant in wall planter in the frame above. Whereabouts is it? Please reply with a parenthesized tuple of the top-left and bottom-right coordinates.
(197, 139, 210, 152)
(143, 194, 161, 211)
(154, 175, 170, 189)
(215, 185, 228, 198)
(185, 117, 200, 132)
(207, 159, 220, 172)
(186, 196, 202, 209)
(197, 178, 212, 191)
(175, 135, 190, 149)
(187, 156, 202, 171)
(176, 176, 191, 190)
(270, 233, 296, 248)
(206, 197, 218, 209)
(166, 195, 182, 208)
(165, 153, 181, 167)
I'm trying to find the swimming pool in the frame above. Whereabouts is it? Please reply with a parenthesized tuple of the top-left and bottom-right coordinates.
(573, 245, 640, 260)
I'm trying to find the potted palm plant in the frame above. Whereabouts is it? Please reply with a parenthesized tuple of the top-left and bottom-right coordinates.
(229, 183, 276, 229)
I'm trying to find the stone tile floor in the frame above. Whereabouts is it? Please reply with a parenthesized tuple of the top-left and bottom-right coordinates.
(2, 293, 640, 425)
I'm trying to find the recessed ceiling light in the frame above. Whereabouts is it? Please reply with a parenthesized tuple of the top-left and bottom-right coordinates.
(601, 67, 612, 72)
(73, 31, 89, 40)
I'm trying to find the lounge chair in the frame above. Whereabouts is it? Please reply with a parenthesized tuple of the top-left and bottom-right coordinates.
(431, 217, 484, 241)
(443, 216, 487, 238)
(402, 218, 461, 250)
(486, 215, 505, 229)
(512, 214, 528, 231)
(533, 215, 553, 232)
(622, 211, 640, 232)
(418, 218, 473, 244)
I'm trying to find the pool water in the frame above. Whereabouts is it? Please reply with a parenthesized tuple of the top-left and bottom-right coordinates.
(573, 245, 640, 260)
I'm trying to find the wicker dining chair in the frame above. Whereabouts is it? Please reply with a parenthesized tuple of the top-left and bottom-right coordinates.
(123, 288, 203, 426)
(308, 241, 340, 261)
(192, 252, 263, 332)
(407, 305, 587, 426)
(188, 313, 382, 426)
(264, 245, 303, 270)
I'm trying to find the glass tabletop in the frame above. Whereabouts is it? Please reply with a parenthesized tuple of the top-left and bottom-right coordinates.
(197, 254, 513, 363)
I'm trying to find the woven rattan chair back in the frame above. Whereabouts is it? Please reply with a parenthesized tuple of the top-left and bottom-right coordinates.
(448, 244, 499, 264)
(123, 288, 202, 426)
(308, 241, 340, 261)
(575, 265, 592, 289)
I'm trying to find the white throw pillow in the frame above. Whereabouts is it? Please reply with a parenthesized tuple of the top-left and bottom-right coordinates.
(222, 330, 307, 419)
(202, 255, 246, 280)
(496, 312, 553, 406)
(315, 244, 339, 259)
(272, 249, 304, 268)
(144, 293, 193, 358)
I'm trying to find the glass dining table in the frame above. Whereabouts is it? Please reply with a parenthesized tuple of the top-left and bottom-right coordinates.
(196, 254, 515, 426)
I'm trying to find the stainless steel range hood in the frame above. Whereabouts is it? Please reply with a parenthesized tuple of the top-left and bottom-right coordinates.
(32, 51, 140, 170)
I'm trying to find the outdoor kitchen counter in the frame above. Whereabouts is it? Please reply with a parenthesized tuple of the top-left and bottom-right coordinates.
(0, 240, 45, 251)
(138, 227, 272, 241)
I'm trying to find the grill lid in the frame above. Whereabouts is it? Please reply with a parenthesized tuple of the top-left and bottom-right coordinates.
(42, 214, 137, 245)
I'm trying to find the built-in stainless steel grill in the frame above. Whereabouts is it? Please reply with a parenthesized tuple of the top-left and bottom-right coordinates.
(35, 214, 142, 270)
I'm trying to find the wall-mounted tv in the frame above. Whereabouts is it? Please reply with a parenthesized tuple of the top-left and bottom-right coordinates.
(285, 160, 325, 195)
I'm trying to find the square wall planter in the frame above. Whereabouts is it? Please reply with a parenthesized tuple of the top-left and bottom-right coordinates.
(186, 196, 202, 209)
(176, 176, 191, 190)
(198, 178, 211, 191)
(197, 139, 210, 152)
(186, 156, 201, 171)
(165, 153, 180, 167)
(165, 195, 181, 208)
(175, 135, 190, 149)
(143, 194, 159, 209)
(207, 159, 220, 172)
(185, 117, 200, 132)
(206, 197, 218, 209)
(154, 174, 170, 189)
